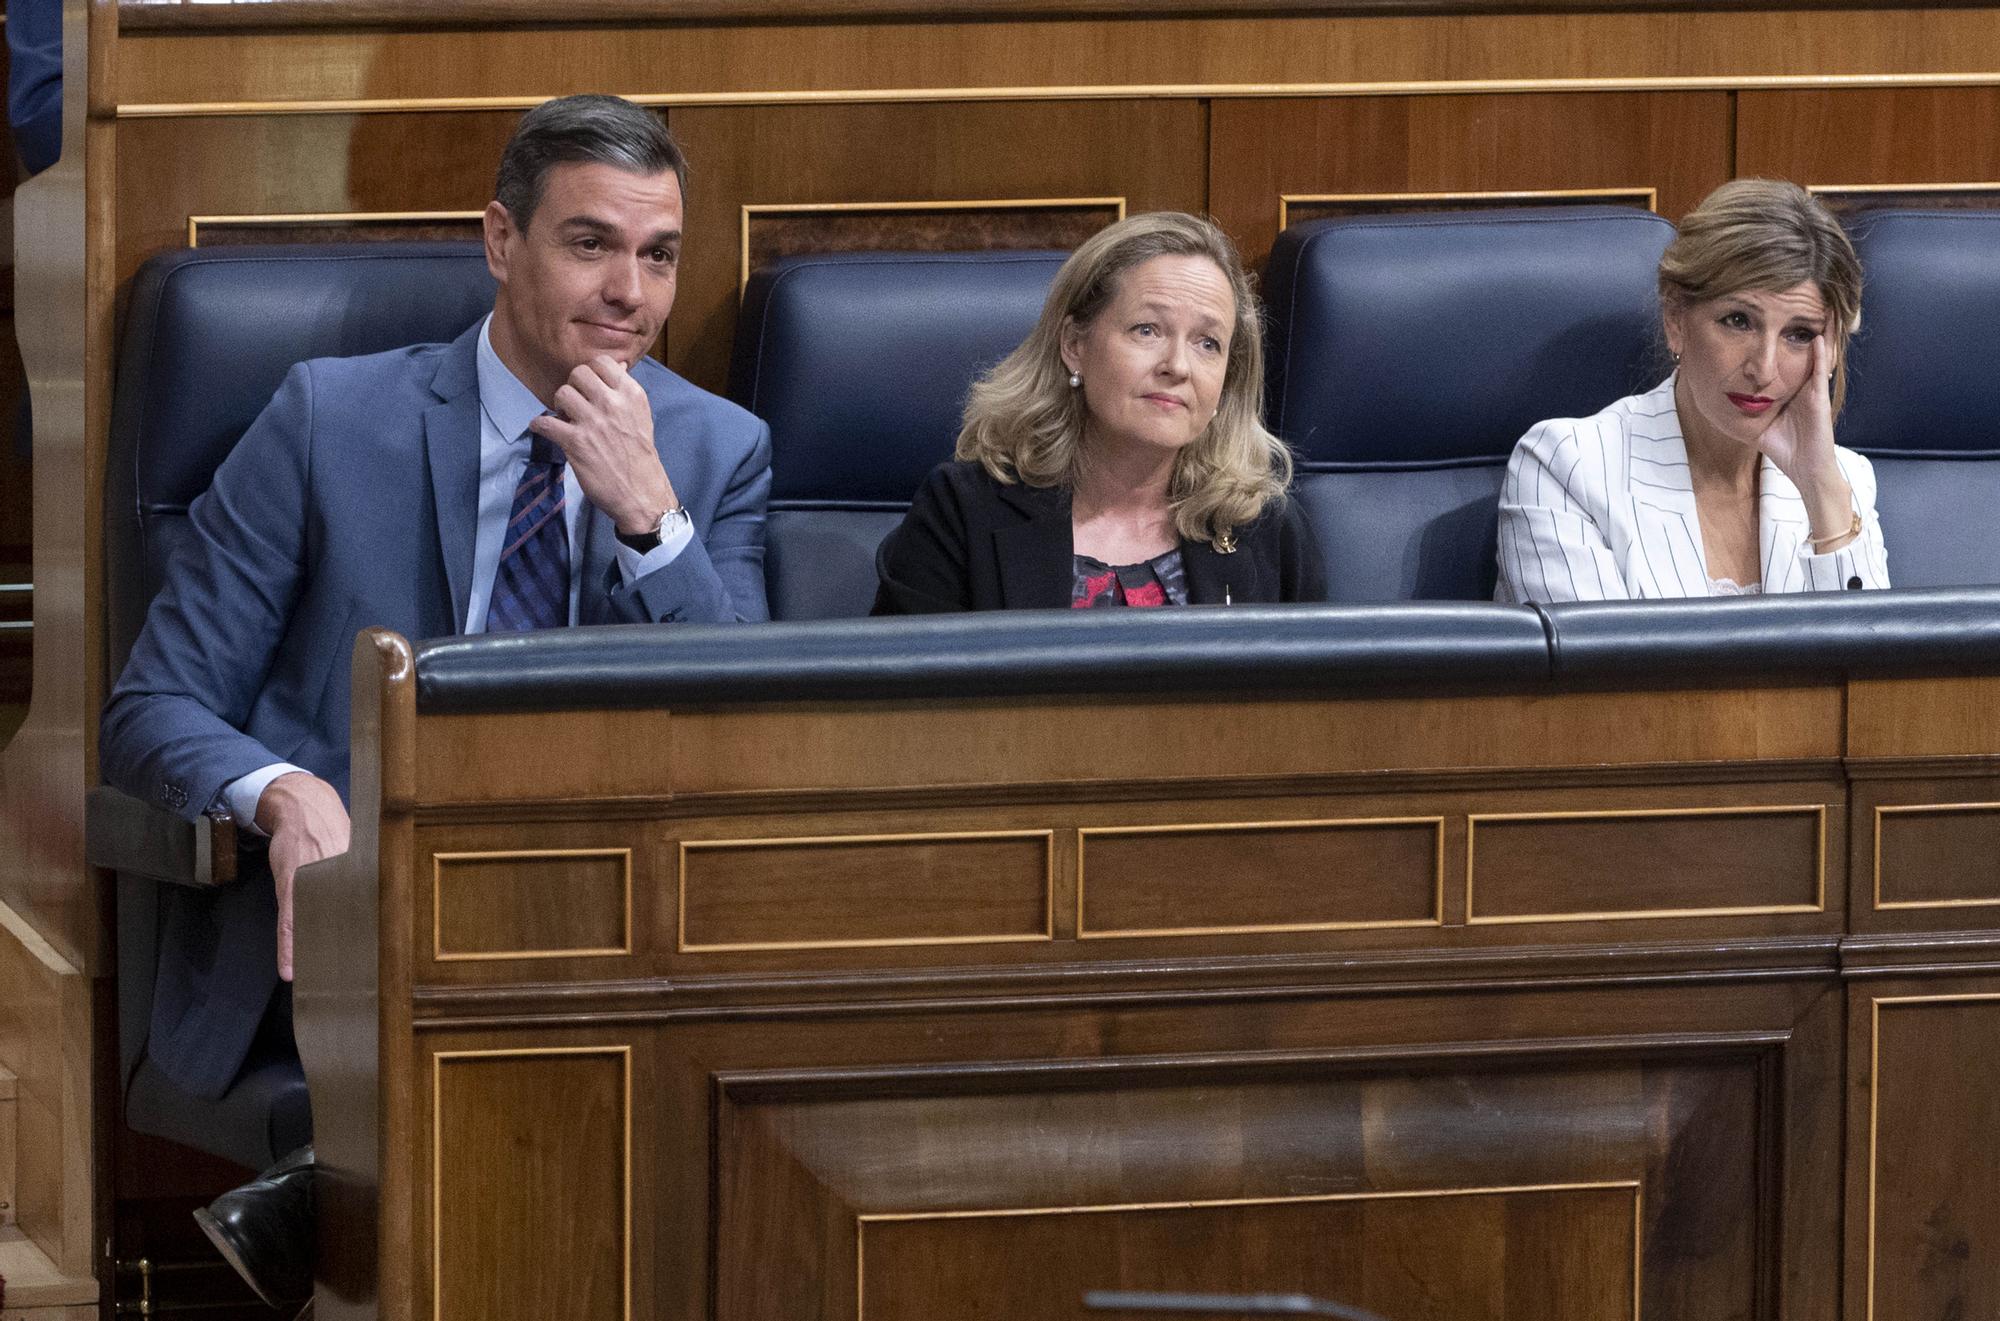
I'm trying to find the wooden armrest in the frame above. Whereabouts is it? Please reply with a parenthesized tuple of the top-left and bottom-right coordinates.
(85, 785, 238, 888)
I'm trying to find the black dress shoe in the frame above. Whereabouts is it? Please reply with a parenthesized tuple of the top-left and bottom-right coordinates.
(193, 1144, 316, 1308)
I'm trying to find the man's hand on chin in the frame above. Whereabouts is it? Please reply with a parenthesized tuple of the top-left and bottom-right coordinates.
(530, 354, 679, 533)
(256, 770, 352, 982)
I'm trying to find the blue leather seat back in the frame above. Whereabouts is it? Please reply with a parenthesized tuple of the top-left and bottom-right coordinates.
(1840, 209, 2000, 587)
(1265, 207, 1676, 601)
(109, 243, 498, 676)
(729, 250, 1066, 619)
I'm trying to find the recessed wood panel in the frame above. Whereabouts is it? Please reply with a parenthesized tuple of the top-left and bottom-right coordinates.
(115, 111, 520, 292)
(859, 1184, 1637, 1321)
(433, 1048, 628, 1321)
(679, 831, 1053, 951)
(1210, 92, 1731, 271)
(1468, 805, 1824, 923)
(1873, 804, 2000, 910)
(1281, 185, 1654, 230)
(668, 99, 1207, 391)
(190, 210, 484, 247)
(110, 12, 2000, 112)
(1738, 88, 2000, 192)
(432, 848, 631, 961)
(1866, 994, 2000, 1321)
(716, 1048, 1775, 1321)
(742, 198, 1119, 289)
(1078, 818, 1442, 938)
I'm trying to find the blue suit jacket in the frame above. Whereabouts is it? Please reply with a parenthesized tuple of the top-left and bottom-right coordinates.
(100, 322, 771, 1098)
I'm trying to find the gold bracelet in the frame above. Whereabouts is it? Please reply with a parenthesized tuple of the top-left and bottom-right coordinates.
(1807, 507, 1863, 551)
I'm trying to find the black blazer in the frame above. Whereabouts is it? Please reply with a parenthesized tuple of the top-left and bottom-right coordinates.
(873, 460, 1328, 614)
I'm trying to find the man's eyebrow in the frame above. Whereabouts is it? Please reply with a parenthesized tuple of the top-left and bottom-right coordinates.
(552, 216, 682, 248)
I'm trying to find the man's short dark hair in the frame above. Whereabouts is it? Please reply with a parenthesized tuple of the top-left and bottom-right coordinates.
(493, 94, 688, 232)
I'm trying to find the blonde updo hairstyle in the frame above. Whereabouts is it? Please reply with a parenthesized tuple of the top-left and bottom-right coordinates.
(1658, 178, 1864, 413)
(954, 211, 1292, 546)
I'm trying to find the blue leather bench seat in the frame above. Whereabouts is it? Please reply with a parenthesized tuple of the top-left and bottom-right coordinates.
(728, 250, 1066, 620)
(1263, 206, 1676, 602)
(1839, 209, 2000, 588)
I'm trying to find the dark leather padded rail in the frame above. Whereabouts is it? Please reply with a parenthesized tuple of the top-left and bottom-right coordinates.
(412, 602, 1553, 712)
(415, 587, 2000, 713)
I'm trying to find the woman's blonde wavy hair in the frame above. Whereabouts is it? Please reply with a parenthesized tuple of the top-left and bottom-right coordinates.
(955, 211, 1292, 545)
(1659, 178, 1864, 413)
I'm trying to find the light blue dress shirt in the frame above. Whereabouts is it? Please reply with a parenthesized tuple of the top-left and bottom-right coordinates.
(221, 314, 692, 828)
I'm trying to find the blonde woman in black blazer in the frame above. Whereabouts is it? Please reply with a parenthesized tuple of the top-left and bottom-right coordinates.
(874, 212, 1325, 614)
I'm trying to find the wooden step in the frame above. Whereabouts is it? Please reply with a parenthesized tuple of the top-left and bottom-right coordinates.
(0, 1224, 97, 1316)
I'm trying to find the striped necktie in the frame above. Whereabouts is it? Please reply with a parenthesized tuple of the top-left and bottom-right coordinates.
(484, 433, 570, 632)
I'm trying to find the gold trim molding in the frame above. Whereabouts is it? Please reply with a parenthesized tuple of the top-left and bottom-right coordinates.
(1872, 801, 2000, 910)
(738, 196, 1124, 290)
(1279, 185, 1655, 232)
(1465, 803, 1827, 925)
(188, 209, 485, 247)
(677, 829, 1056, 953)
(1809, 181, 2000, 202)
(856, 1179, 1643, 1320)
(1074, 816, 1445, 940)
(431, 847, 634, 963)
(432, 1045, 633, 1321)
(115, 72, 2000, 120)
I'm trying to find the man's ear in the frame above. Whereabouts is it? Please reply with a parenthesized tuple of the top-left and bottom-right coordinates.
(482, 200, 515, 284)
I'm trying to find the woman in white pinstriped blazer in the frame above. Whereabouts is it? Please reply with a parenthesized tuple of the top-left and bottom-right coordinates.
(1496, 180, 1890, 604)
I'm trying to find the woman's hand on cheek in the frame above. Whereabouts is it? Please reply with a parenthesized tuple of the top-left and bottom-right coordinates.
(1757, 334, 1840, 490)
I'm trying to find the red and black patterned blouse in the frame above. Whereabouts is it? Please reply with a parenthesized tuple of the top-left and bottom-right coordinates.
(1071, 550, 1190, 608)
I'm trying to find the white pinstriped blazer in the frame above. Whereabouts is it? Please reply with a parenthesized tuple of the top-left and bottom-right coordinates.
(1495, 376, 1890, 604)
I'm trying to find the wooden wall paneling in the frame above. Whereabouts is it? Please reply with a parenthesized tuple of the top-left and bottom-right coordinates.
(113, 110, 519, 292)
(1737, 88, 2000, 196)
(857, 1186, 1640, 1320)
(657, 685, 1843, 798)
(679, 829, 1054, 953)
(414, 817, 657, 981)
(429, 1045, 634, 1321)
(1848, 675, 2000, 761)
(666, 99, 1207, 392)
(1847, 768, 2000, 936)
(688, 976, 1837, 1321)
(740, 198, 1122, 292)
(1467, 803, 1826, 924)
(1076, 817, 1444, 938)
(0, 900, 92, 1292)
(1208, 91, 1732, 269)
(189, 212, 484, 247)
(1846, 976, 2000, 1321)
(109, 12, 2000, 112)
(101, 0, 2000, 33)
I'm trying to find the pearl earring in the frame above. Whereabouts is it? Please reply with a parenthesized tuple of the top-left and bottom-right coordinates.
(1068, 371, 1081, 388)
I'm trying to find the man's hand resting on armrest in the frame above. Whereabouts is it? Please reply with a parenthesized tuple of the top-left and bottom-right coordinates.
(256, 771, 351, 982)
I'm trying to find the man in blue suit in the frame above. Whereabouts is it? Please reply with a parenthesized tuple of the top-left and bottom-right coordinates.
(99, 94, 770, 1311)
